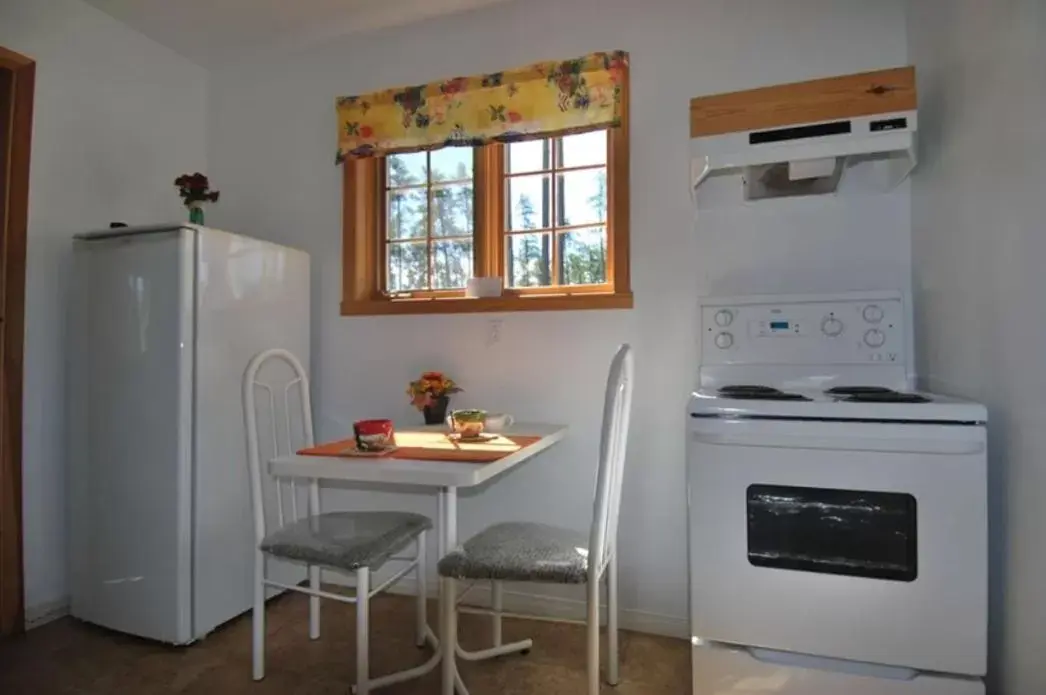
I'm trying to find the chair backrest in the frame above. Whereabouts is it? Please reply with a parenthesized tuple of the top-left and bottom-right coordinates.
(242, 348, 315, 544)
(587, 344, 634, 579)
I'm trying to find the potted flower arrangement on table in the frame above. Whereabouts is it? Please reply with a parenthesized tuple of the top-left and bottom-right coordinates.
(174, 172, 220, 225)
(407, 371, 463, 425)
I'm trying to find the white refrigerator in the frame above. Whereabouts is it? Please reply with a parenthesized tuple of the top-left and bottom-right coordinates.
(68, 224, 310, 644)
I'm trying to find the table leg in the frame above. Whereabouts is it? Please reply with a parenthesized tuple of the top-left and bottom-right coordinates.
(443, 486, 458, 548)
(308, 481, 322, 640)
(448, 484, 532, 663)
(438, 487, 470, 695)
(437, 490, 446, 558)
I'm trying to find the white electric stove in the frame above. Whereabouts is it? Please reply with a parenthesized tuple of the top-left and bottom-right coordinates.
(687, 291, 987, 695)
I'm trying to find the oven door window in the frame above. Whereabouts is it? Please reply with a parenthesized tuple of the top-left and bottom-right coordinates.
(747, 484, 917, 582)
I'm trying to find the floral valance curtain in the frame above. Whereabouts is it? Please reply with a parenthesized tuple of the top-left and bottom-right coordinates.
(335, 50, 628, 162)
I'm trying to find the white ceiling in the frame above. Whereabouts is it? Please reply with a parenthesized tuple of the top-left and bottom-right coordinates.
(81, 0, 513, 67)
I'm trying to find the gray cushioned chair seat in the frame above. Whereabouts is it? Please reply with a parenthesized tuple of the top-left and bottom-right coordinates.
(437, 522, 589, 584)
(260, 511, 431, 571)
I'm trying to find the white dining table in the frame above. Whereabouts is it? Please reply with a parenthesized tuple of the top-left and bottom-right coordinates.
(268, 422, 568, 691)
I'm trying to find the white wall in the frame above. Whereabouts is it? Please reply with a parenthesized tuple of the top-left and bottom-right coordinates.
(908, 2, 1046, 692)
(0, 0, 207, 618)
(208, 0, 910, 633)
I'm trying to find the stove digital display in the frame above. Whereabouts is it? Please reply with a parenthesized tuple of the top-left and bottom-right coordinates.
(769, 321, 790, 331)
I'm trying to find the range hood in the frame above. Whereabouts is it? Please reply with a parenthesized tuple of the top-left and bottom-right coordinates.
(690, 67, 917, 199)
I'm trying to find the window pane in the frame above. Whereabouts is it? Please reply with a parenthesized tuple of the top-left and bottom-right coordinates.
(431, 240, 473, 289)
(387, 189, 427, 240)
(506, 139, 549, 174)
(387, 241, 429, 292)
(559, 130, 607, 168)
(558, 169, 607, 227)
(430, 147, 473, 182)
(507, 174, 550, 231)
(559, 227, 608, 285)
(431, 184, 474, 238)
(387, 152, 428, 187)
(506, 233, 552, 287)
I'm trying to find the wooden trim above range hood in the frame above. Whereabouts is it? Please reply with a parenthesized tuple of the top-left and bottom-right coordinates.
(690, 66, 916, 138)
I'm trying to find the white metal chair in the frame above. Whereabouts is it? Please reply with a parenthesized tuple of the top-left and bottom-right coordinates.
(243, 348, 437, 694)
(438, 344, 635, 695)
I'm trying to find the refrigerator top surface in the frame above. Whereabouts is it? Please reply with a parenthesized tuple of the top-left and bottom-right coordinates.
(74, 223, 196, 241)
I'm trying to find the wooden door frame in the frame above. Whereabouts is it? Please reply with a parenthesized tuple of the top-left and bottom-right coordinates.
(0, 45, 33, 637)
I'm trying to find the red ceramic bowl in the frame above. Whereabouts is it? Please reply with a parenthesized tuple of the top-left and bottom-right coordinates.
(353, 419, 394, 451)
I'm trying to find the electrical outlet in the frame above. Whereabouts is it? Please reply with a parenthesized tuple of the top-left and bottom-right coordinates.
(487, 319, 503, 346)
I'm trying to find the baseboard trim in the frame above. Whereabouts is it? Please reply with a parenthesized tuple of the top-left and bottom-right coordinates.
(25, 596, 70, 630)
(27, 580, 688, 641)
(324, 574, 687, 640)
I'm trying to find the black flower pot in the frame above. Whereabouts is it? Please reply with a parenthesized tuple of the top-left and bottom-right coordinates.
(423, 396, 450, 425)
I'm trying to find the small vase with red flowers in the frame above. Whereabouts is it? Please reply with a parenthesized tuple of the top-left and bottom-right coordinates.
(174, 172, 220, 225)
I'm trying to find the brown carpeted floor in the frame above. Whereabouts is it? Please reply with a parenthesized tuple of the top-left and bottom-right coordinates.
(0, 592, 689, 694)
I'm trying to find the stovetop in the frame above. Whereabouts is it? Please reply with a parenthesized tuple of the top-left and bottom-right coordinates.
(717, 385, 812, 401)
(717, 385, 932, 404)
(693, 383, 986, 423)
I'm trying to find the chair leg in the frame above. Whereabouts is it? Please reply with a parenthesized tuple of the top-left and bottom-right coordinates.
(491, 580, 503, 647)
(607, 553, 619, 686)
(587, 579, 600, 695)
(441, 577, 458, 695)
(309, 565, 321, 640)
(415, 532, 428, 648)
(356, 568, 370, 695)
(252, 550, 265, 681)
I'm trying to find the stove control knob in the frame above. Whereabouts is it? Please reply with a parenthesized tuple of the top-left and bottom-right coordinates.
(714, 309, 734, 327)
(863, 304, 885, 324)
(864, 328, 886, 348)
(714, 332, 734, 350)
(821, 317, 844, 337)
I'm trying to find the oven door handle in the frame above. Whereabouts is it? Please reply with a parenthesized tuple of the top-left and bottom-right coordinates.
(693, 432, 985, 455)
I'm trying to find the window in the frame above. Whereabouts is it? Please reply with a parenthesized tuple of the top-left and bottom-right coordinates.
(385, 149, 475, 293)
(342, 126, 630, 315)
(505, 131, 609, 289)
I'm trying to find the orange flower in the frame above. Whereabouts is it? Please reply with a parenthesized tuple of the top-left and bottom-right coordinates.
(407, 371, 463, 411)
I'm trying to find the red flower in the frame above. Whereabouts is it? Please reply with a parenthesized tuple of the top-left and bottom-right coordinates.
(174, 172, 220, 207)
(606, 54, 627, 84)
(422, 371, 443, 380)
(508, 111, 522, 123)
(442, 77, 467, 95)
(360, 125, 374, 138)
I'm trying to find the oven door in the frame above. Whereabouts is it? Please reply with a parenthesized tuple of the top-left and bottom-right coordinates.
(686, 416, 987, 676)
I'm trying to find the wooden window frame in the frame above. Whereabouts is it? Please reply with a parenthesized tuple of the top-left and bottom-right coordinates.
(0, 45, 33, 637)
(341, 112, 631, 316)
